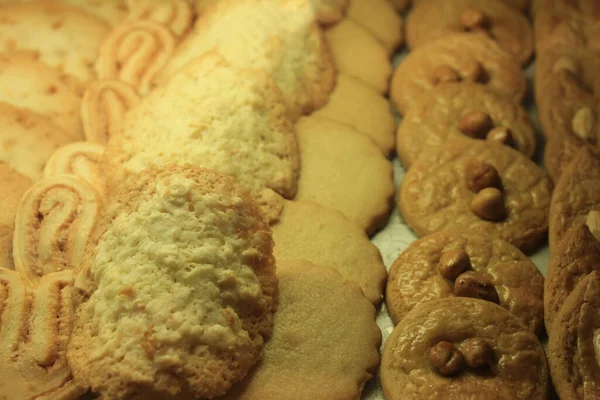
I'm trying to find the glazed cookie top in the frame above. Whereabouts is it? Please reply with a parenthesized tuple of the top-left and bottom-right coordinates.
(396, 83, 536, 169)
(381, 297, 549, 400)
(386, 230, 544, 336)
(406, 0, 533, 65)
(399, 138, 552, 254)
(390, 33, 527, 116)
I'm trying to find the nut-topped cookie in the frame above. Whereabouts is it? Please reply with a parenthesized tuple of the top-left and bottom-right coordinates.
(396, 83, 536, 169)
(544, 134, 585, 183)
(390, 33, 527, 116)
(399, 138, 552, 254)
(386, 230, 545, 336)
(381, 297, 549, 400)
(406, 0, 533, 65)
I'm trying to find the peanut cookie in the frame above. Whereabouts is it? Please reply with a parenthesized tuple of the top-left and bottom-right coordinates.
(381, 297, 549, 400)
(547, 271, 600, 400)
(407, 0, 533, 65)
(313, 73, 396, 156)
(396, 83, 536, 169)
(549, 146, 600, 250)
(399, 138, 552, 254)
(272, 200, 387, 305)
(222, 260, 380, 400)
(544, 133, 584, 183)
(390, 34, 527, 116)
(346, 0, 403, 54)
(325, 18, 391, 94)
(386, 230, 545, 336)
(67, 165, 278, 399)
(294, 115, 395, 236)
(158, 0, 336, 118)
(126, 0, 193, 38)
(0, 163, 31, 270)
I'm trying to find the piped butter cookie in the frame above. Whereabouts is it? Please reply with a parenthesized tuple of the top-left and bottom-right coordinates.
(126, 0, 194, 38)
(0, 163, 30, 270)
(346, 0, 403, 55)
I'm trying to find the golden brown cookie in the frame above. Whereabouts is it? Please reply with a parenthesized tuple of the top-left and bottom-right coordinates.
(399, 138, 552, 254)
(389, 0, 410, 12)
(272, 200, 387, 305)
(381, 297, 549, 400)
(294, 115, 395, 236)
(222, 259, 381, 400)
(0, 163, 31, 270)
(390, 33, 527, 116)
(407, 0, 533, 65)
(0, 0, 128, 25)
(544, 133, 585, 183)
(396, 83, 536, 169)
(386, 230, 545, 336)
(126, 0, 193, 38)
(67, 165, 278, 399)
(414, 0, 532, 11)
(346, 0, 403, 55)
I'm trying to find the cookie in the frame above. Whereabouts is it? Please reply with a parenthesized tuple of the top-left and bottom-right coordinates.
(294, 115, 395, 236)
(104, 52, 300, 221)
(325, 18, 391, 94)
(67, 165, 278, 399)
(0, 1, 110, 83)
(549, 146, 600, 250)
(126, 0, 193, 37)
(313, 73, 396, 156)
(0, 163, 31, 270)
(222, 259, 381, 400)
(96, 20, 176, 95)
(390, 34, 527, 116)
(272, 200, 387, 305)
(0, 102, 74, 181)
(406, 0, 533, 65)
(389, 0, 410, 12)
(396, 83, 536, 169)
(386, 230, 545, 336)
(544, 133, 584, 183)
(81, 80, 141, 144)
(0, 52, 84, 140)
(346, 0, 403, 55)
(158, 0, 336, 118)
(399, 138, 552, 254)
(414, 0, 532, 11)
(0, 269, 85, 400)
(547, 271, 600, 400)
(381, 297, 549, 400)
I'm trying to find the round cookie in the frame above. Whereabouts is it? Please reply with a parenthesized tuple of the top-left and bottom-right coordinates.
(390, 33, 527, 116)
(399, 138, 552, 254)
(222, 260, 381, 400)
(346, 0, 403, 55)
(294, 115, 395, 236)
(381, 297, 549, 400)
(396, 83, 536, 169)
(0, 163, 31, 270)
(544, 133, 584, 183)
(406, 0, 533, 65)
(272, 200, 387, 305)
(386, 230, 545, 336)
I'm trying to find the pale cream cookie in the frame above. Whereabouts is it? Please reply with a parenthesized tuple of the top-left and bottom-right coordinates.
(0, 163, 31, 270)
(346, 0, 403, 55)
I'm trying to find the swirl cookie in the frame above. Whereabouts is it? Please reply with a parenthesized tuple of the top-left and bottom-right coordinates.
(294, 116, 395, 236)
(396, 83, 536, 169)
(407, 0, 533, 65)
(126, 0, 193, 38)
(0, 164, 31, 270)
(399, 138, 552, 254)
(346, 0, 403, 54)
(158, 0, 335, 118)
(104, 53, 299, 221)
(386, 230, 545, 336)
(390, 34, 527, 116)
(381, 297, 549, 400)
(272, 200, 387, 305)
(67, 165, 278, 399)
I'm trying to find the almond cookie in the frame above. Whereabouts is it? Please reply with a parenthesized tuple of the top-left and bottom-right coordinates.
(397, 83, 536, 169)
(313, 73, 396, 156)
(67, 165, 278, 399)
(104, 53, 299, 221)
(390, 34, 527, 116)
(294, 115, 395, 236)
(399, 138, 552, 254)
(325, 18, 391, 94)
(547, 271, 600, 400)
(544, 133, 584, 183)
(549, 146, 600, 250)
(126, 0, 193, 38)
(272, 200, 387, 305)
(386, 230, 545, 336)
(381, 297, 549, 400)
(407, 0, 533, 65)
(0, 1, 110, 83)
(222, 260, 381, 400)
(0, 163, 31, 270)
(158, 0, 336, 118)
(346, 0, 403, 55)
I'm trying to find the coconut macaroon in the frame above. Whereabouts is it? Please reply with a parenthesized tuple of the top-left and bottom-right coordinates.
(67, 165, 278, 400)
